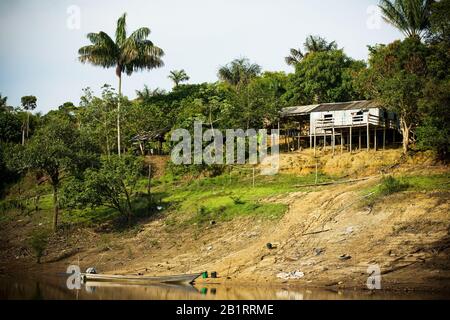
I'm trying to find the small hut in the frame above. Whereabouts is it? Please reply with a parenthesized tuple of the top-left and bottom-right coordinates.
(131, 128, 169, 155)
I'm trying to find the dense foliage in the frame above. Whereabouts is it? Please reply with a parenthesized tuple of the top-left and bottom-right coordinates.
(0, 1, 449, 231)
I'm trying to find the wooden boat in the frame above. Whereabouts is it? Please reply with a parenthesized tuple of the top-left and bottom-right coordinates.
(81, 273, 202, 286)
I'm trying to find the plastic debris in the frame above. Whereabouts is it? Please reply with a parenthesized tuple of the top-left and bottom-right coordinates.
(276, 270, 305, 280)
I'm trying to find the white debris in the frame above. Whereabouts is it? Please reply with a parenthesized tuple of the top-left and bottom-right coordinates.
(345, 226, 354, 235)
(276, 270, 305, 280)
(157, 206, 163, 211)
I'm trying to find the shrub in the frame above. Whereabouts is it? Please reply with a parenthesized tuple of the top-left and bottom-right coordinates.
(379, 176, 409, 196)
(29, 230, 49, 263)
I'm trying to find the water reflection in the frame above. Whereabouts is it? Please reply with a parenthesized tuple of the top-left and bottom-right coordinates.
(0, 275, 447, 300)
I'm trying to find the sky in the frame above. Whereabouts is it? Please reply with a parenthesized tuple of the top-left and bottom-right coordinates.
(0, 0, 403, 113)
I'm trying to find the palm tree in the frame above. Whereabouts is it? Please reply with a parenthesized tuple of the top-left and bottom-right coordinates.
(285, 48, 304, 66)
(218, 58, 261, 86)
(0, 94, 10, 112)
(304, 35, 337, 53)
(20, 95, 37, 145)
(168, 69, 190, 87)
(78, 13, 164, 156)
(135, 85, 166, 102)
(285, 35, 337, 66)
(379, 0, 434, 38)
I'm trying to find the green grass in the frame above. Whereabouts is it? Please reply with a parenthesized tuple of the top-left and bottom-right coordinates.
(361, 173, 450, 206)
(1, 167, 335, 230)
(153, 170, 333, 226)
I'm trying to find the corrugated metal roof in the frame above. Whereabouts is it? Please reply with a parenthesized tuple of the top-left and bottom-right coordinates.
(312, 100, 379, 112)
(280, 100, 379, 117)
(280, 104, 320, 117)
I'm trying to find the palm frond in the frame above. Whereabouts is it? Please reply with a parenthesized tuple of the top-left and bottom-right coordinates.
(116, 13, 127, 47)
(129, 27, 151, 42)
(379, 0, 432, 38)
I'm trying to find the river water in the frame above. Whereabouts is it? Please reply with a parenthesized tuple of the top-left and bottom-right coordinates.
(0, 275, 447, 300)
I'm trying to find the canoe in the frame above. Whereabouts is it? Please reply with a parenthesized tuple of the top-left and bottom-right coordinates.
(81, 273, 202, 285)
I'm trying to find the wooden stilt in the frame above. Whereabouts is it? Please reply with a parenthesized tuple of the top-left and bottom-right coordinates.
(340, 130, 343, 154)
(332, 127, 335, 155)
(367, 122, 370, 151)
(374, 127, 377, 151)
(359, 128, 362, 151)
(349, 126, 352, 153)
(383, 127, 386, 150)
(314, 127, 316, 156)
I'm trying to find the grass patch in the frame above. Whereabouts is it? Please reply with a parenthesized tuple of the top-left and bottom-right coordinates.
(361, 173, 450, 206)
(379, 176, 410, 196)
(187, 202, 287, 226)
(155, 170, 333, 226)
(1, 166, 335, 230)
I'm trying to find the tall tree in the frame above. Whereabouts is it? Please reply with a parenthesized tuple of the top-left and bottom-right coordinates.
(15, 117, 99, 231)
(379, 0, 434, 39)
(20, 95, 37, 145)
(358, 38, 429, 153)
(168, 69, 190, 87)
(218, 58, 261, 87)
(0, 94, 9, 112)
(285, 48, 304, 66)
(78, 13, 164, 156)
(286, 50, 365, 104)
(426, 0, 450, 43)
(285, 35, 337, 66)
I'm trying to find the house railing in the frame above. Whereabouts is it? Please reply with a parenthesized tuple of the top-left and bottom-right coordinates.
(314, 113, 397, 129)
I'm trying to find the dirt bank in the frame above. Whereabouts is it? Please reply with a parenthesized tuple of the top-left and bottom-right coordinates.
(1, 150, 449, 293)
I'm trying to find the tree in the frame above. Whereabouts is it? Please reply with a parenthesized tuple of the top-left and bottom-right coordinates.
(218, 58, 261, 87)
(0, 94, 13, 112)
(0, 111, 21, 143)
(62, 155, 143, 223)
(379, 0, 434, 39)
(135, 85, 166, 102)
(78, 13, 165, 156)
(417, 79, 450, 159)
(285, 35, 337, 66)
(286, 50, 365, 104)
(285, 48, 304, 66)
(20, 95, 37, 145)
(16, 118, 99, 231)
(168, 69, 190, 87)
(358, 38, 429, 153)
(426, 0, 450, 43)
(78, 85, 119, 156)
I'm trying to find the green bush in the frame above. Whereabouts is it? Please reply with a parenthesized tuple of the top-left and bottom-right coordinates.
(379, 176, 409, 196)
(29, 230, 49, 263)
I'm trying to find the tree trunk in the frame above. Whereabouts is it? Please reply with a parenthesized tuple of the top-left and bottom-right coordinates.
(116, 66, 122, 157)
(26, 112, 30, 139)
(21, 125, 25, 145)
(52, 185, 59, 232)
(400, 117, 410, 154)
